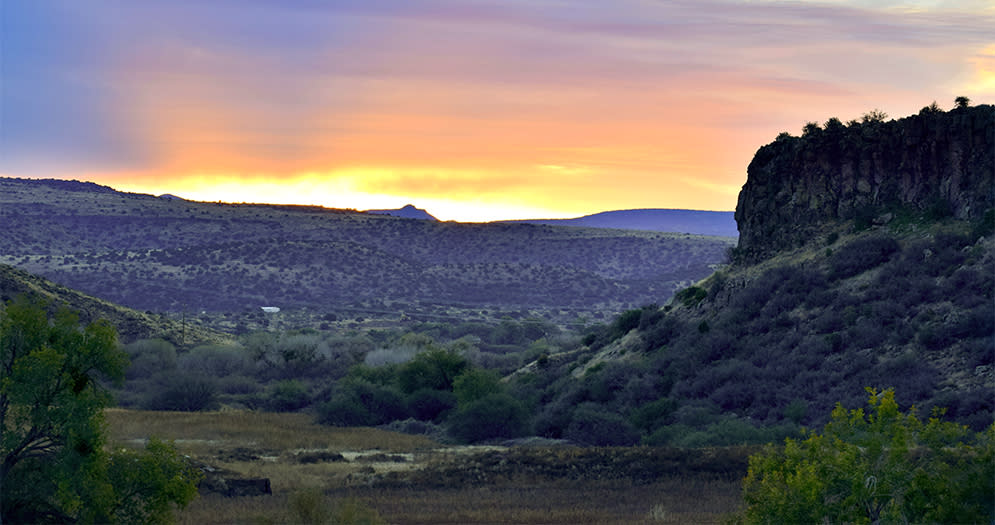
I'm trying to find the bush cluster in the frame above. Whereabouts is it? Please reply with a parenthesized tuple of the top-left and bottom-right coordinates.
(316, 348, 529, 443)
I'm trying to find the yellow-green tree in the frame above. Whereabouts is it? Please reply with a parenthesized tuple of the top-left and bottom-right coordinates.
(0, 297, 201, 523)
(741, 388, 994, 524)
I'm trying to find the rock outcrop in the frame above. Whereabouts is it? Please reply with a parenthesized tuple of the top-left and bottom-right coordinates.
(735, 104, 994, 262)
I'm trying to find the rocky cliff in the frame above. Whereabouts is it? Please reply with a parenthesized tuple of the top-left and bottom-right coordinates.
(735, 104, 994, 262)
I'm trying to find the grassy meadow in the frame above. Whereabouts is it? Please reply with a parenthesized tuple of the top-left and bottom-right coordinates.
(105, 409, 744, 524)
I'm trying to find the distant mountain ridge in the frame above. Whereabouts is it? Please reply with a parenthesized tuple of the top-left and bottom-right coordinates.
(503, 209, 737, 236)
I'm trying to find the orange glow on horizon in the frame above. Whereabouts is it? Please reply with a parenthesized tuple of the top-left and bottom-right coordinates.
(5, 2, 990, 222)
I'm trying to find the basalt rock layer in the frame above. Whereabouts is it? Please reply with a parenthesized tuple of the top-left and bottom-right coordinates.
(735, 105, 994, 262)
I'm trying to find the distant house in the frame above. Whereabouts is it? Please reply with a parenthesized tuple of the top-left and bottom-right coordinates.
(261, 306, 280, 313)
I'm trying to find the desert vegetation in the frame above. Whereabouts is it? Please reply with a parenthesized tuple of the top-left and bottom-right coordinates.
(103, 214, 993, 455)
(0, 177, 733, 330)
(739, 388, 994, 523)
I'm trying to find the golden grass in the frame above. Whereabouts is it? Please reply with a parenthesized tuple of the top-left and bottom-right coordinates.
(176, 479, 741, 525)
(106, 409, 745, 524)
(104, 408, 437, 454)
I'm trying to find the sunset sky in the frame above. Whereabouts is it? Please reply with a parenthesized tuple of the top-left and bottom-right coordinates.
(2, 1, 993, 221)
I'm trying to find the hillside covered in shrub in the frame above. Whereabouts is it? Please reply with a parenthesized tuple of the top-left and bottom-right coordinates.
(0, 177, 732, 328)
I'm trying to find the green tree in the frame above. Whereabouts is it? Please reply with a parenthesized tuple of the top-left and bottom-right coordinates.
(0, 297, 201, 523)
(740, 388, 994, 524)
(955, 95, 971, 108)
(105, 438, 202, 524)
(396, 348, 467, 394)
(452, 368, 502, 405)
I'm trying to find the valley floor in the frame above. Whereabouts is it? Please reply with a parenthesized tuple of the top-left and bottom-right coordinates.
(105, 409, 744, 524)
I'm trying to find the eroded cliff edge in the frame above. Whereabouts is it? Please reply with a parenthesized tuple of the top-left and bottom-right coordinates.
(735, 104, 994, 262)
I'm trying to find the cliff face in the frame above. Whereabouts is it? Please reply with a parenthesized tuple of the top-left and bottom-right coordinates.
(735, 105, 994, 262)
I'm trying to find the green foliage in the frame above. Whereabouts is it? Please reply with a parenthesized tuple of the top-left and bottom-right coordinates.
(610, 308, 643, 339)
(0, 297, 199, 523)
(406, 388, 457, 422)
(124, 339, 177, 379)
(142, 372, 218, 411)
(741, 388, 995, 524)
(630, 398, 678, 433)
(453, 368, 503, 405)
(972, 207, 995, 239)
(106, 438, 203, 524)
(268, 379, 311, 411)
(396, 348, 468, 394)
(674, 286, 707, 307)
(317, 379, 409, 427)
(178, 344, 251, 377)
(288, 488, 331, 524)
(448, 393, 529, 443)
(783, 398, 808, 425)
(954, 95, 971, 109)
(288, 489, 386, 525)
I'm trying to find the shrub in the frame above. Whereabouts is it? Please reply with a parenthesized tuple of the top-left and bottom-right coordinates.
(407, 388, 457, 422)
(971, 207, 995, 239)
(674, 286, 707, 307)
(286, 490, 386, 525)
(178, 344, 251, 377)
(740, 388, 995, 524)
(448, 393, 529, 443)
(124, 339, 177, 380)
(324, 380, 409, 426)
(397, 348, 468, 394)
(316, 395, 373, 427)
(288, 488, 330, 524)
(142, 373, 218, 411)
(453, 368, 503, 405)
(828, 236, 900, 280)
(609, 308, 643, 340)
(217, 374, 263, 395)
(630, 398, 678, 432)
(363, 346, 419, 367)
(268, 380, 311, 411)
(564, 404, 641, 446)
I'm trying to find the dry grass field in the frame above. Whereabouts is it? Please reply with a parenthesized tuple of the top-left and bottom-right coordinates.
(105, 409, 745, 524)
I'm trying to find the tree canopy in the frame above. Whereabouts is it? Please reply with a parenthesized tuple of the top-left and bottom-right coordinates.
(0, 296, 201, 523)
(741, 388, 995, 524)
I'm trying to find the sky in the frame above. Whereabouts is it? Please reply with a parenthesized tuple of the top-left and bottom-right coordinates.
(1, 0, 993, 222)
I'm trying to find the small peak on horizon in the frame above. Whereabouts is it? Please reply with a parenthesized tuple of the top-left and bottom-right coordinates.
(364, 204, 437, 221)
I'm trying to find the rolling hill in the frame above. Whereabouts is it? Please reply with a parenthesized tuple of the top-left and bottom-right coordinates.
(0, 177, 734, 331)
(0, 263, 229, 346)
